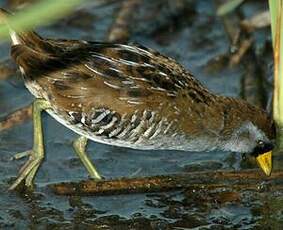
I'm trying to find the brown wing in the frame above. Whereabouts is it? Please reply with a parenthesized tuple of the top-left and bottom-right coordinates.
(40, 42, 214, 108)
(12, 41, 223, 141)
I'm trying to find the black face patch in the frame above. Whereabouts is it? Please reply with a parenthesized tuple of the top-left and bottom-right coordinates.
(251, 142, 273, 157)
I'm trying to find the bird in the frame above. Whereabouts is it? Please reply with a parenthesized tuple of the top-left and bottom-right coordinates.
(0, 8, 275, 190)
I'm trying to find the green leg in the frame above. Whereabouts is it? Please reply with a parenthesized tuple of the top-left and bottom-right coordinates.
(9, 99, 51, 190)
(73, 136, 102, 180)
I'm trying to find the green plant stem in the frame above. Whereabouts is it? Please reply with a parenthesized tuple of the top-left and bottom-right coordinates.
(0, 0, 88, 39)
(269, 0, 283, 149)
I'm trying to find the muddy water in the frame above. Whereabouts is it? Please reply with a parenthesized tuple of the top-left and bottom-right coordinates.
(0, 0, 282, 229)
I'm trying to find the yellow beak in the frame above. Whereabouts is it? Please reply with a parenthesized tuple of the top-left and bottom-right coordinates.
(256, 151, 272, 176)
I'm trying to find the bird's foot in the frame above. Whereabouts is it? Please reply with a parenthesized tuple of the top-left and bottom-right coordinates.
(10, 150, 31, 161)
(9, 99, 49, 191)
(9, 149, 43, 190)
(89, 173, 104, 181)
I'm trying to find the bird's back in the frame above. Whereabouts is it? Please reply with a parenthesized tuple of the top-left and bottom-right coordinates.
(10, 31, 230, 150)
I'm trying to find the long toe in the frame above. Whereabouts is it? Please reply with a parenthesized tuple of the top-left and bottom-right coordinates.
(9, 151, 43, 190)
(18, 157, 33, 175)
(10, 150, 32, 161)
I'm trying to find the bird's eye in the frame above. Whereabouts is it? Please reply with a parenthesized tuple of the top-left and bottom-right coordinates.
(257, 140, 264, 146)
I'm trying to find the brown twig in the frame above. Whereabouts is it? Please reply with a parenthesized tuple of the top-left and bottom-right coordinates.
(216, 3, 240, 43)
(241, 11, 270, 33)
(229, 38, 253, 67)
(107, 0, 141, 42)
(214, 0, 267, 109)
(241, 51, 267, 108)
(0, 104, 32, 131)
(49, 169, 283, 196)
(214, 0, 253, 68)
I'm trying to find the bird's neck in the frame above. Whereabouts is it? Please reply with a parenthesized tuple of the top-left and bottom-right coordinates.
(216, 96, 270, 138)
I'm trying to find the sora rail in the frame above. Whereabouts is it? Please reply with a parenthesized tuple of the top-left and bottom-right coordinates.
(0, 9, 275, 190)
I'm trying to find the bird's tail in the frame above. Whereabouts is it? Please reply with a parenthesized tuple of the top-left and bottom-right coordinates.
(0, 8, 44, 48)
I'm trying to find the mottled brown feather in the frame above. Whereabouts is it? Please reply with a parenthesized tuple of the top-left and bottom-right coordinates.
(9, 29, 275, 150)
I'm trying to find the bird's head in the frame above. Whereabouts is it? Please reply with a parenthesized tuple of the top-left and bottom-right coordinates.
(221, 98, 275, 176)
(227, 121, 274, 175)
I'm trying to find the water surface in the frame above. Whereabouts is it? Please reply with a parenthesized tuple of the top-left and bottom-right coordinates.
(0, 1, 282, 229)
